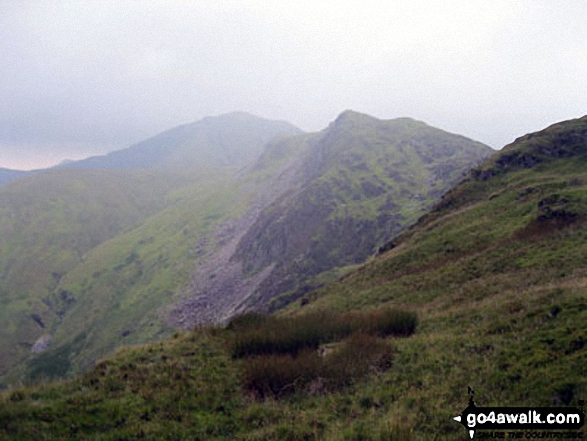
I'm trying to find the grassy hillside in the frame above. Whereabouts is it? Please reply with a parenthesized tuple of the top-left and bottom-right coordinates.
(0, 113, 303, 386)
(0, 168, 227, 386)
(1, 116, 584, 440)
(293, 116, 587, 429)
(25, 173, 246, 382)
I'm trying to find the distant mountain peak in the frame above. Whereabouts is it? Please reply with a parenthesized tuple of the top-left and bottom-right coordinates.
(330, 110, 423, 130)
(332, 109, 375, 125)
(200, 111, 262, 123)
(56, 113, 303, 170)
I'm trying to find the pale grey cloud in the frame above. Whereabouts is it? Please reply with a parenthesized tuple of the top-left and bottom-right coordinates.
(1, 0, 586, 169)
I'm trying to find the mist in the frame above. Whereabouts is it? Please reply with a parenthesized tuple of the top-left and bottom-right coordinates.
(1, 0, 586, 169)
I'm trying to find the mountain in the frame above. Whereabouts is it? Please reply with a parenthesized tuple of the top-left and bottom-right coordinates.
(0, 111, 491, 388)
(0, 168, 29, 185)
(0, 117, 584, 440)
(0, 112, 302, 382)
(57, 112, 303, 170)
(171, 110, 493, 326)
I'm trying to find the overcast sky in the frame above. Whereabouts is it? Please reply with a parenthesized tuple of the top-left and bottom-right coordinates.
(1, 1, 586, 170)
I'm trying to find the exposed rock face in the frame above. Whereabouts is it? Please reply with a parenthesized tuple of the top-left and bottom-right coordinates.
(472, 115, 587, 180)
(170, 136, 312, 326)
(169, 207, 276, 327)
(170, 111, 493, 327)
(32, 335, 51, 353)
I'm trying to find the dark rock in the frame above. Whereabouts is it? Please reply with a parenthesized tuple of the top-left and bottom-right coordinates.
(31, 313, 45, 329)
(552, 383, 575, 406)
(360, 179, 386, 198)
(538, 195, 569, 207)
(495, 152, 541, 169)
(537, 209, 577, 222)
(565, 337, 585, 354)
(537, 195, 578, 223)
(471, 168, 497, 181)
(549, 305, 562, 318)
(516, 187, 536, 200)
(378, 241, 396, 254)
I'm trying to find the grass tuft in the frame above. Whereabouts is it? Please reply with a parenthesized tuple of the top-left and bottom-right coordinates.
(243, 334, 394, 398)
(229, 308, 416, 359)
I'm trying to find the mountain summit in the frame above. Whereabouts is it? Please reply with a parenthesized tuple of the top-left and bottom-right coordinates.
(58, 112, 303, 170)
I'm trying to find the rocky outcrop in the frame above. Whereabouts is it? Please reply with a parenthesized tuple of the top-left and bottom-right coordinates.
(32, 335, 51, 353)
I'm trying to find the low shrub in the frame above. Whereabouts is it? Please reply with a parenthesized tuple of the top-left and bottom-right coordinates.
(226, 312, 272, 332)
(351, 308, 418, 337)
(229, 308, 416, 359)
(243, 350, 322, 398)
(323, 334, 393, 388)
(231, 311, 351, 358)
(243, 334, 394, 398)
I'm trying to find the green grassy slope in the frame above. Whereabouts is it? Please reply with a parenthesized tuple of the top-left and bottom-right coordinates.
(0, 168, 225, 385)
(1, 116, 584, 440)
(0, 113, 304, 386)
(27, 173, 246, 382)
(292, 116, 587, 429)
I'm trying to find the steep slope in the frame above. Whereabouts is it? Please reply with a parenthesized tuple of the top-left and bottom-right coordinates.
(172, 111, 492, 325)
(302, 115, 587, 310)
(0, 168, 30, 185)
(1, 116, 585, 440)
(58, 112, 303, 170)
(24, 173, 244, 381)
(11, 158, 296, 383)
(0, 168, 223, 385)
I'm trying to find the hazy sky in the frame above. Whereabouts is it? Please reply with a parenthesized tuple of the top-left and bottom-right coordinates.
(1, 1, 586, 170)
